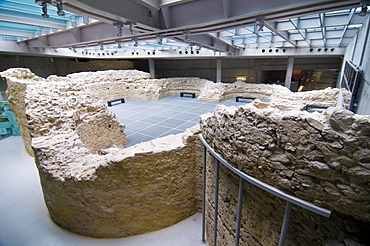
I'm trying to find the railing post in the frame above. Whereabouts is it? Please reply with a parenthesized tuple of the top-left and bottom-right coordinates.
(278, 201, 292, 246)
(202, 145, 207, 243)
(213, 159, 220, 246)
(235, 177, 244, 246)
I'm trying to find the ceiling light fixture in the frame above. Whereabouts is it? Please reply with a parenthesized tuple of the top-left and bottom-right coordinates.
(359, 5, 368, 16)
(359, 0, 369, 16)
(56, 0, 65, 16)
(133, 37, 138, 47)
(114, 23, 124, 36)
(35, 0, 51, 18)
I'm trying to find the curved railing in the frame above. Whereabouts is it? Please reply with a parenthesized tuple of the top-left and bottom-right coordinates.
(199, 134, 331, 246)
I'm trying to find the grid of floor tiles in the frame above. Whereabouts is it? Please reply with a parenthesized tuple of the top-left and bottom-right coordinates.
(109, 95, 246, 146)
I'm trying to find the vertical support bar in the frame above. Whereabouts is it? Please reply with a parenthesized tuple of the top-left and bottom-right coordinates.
(216, 58, 222, 83)
(149, 58, 155, 79)
(278, 201, 292, 246)
(235, 177, 244, 246)
(285, 56, 294, 90)
(202, 145, 207, 243)
(213, 159, 220, 246)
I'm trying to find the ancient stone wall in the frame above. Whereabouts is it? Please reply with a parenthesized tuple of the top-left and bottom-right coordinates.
(2, 68, 364, 243)
(35, 128, 203, 238)
(200, 104, 370, 245)
(1, 68, 203, 238)
(2, 68, 348, 156)
(63, 69, 349, 109)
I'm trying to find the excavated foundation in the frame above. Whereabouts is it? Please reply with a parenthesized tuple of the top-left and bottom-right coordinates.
(1, 68, 368, 244)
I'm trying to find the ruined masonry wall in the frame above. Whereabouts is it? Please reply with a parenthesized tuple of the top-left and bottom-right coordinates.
(0, 68, 203, 238)
(1, 68, 363, 242)
(200, 104, 370, 245)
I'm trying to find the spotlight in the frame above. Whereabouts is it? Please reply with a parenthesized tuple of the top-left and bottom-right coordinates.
(359, 5, 368, 16)
(133, 38, 138, 47)
(113, 23, 124, 36)
(157, 35, 163, 45)
(41, 1, 49, 17)
(35, 0, 51, 18)
(56, 0, 65, 16)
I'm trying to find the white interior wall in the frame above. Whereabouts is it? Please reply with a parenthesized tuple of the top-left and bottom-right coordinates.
(344, 16, 370, 115)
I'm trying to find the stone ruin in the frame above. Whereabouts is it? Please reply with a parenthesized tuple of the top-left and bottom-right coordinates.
(200, 104, 370, 245)
(1, 68, 369, 245)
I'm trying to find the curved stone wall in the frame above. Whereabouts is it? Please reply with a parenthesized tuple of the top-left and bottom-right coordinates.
(1, 68, 363, 242)
(2, 68, 349, 156)
(200, 104, 370, 245)
(1, 68, 203, 238)
(36, 129, 203, 238)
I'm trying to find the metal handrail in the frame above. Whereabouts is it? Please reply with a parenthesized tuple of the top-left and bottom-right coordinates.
(199, 134, 331, 246)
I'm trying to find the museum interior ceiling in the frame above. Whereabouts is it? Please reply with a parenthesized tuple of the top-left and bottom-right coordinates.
(0, 0, 369, 58)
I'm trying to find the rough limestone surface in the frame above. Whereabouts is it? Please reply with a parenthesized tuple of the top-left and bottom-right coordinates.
(64, 69, 349, 109)
(2, 68, 349, 156)
(1, 68, 360, 243)
(1, 68, 128, 156)
(200, 103, 370, 245)
(1, 68, 203, 238)
(36, 126, 203, 238)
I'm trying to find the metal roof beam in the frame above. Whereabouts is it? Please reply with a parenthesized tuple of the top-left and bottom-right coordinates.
(264, 21, 297, 47)
(339, 8, 356, 46)
(319, 13, 327, 46)
(0, 9, 66, 29)
(63, 0, 362, 30)
(289, 18, 311, 46)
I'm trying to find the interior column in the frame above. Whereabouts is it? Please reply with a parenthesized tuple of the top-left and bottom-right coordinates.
(217, 58, 222, 83)
(149, 58, 155, 79)
(285, 57, 294, 90)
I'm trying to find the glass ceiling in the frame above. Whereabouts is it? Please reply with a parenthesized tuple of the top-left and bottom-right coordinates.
(0, 0, 369, 54)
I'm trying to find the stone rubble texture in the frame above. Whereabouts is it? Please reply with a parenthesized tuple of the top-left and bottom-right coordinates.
(1, 68, 365, 244)
(200, 103, 370, 245)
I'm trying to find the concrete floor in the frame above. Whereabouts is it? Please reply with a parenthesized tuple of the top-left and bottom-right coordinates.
(0, 95, 245, 246)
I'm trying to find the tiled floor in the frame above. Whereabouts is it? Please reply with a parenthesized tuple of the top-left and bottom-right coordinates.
(109, 95, 246, 146)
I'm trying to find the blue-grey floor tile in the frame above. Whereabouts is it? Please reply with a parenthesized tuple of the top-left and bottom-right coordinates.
(176, 121, 198, 130)
(125, 133, 153, 147)
(126, 112, 152, 121)
(159, 118, 187, 128)
(173, 112, 199, 121)
(158, 128, 185, 137)
(138, 125, 172, 137)
(156, 110, 180, 118)
(119, 117, 137, 125)
(143, 115, 168, 124)
(126, 121, 152, 132)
